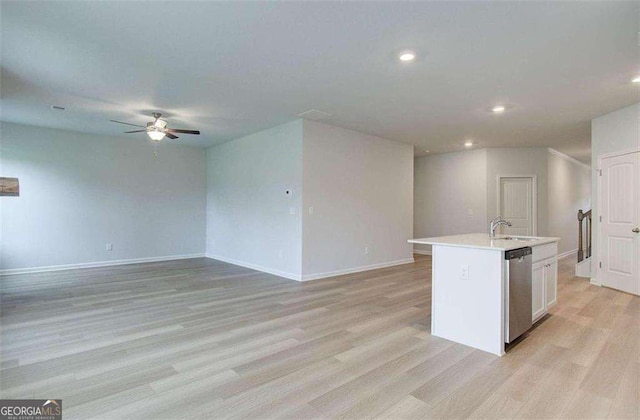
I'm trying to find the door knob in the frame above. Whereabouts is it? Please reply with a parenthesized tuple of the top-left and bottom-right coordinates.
(633, 228, 640, 233)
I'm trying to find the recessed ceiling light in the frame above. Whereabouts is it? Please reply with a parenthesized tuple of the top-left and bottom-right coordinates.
(492, 105, 506, 113)
(423, 150, 430, 153)
(398, 51, 416, 62)
(464, 140, 474, 148)
(632, 76, 640, 84)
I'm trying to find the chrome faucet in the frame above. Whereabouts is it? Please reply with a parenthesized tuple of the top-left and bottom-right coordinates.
(490, 216, 512, 238)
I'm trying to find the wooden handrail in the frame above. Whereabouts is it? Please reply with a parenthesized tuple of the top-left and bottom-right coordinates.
(577, 209, 592, 262)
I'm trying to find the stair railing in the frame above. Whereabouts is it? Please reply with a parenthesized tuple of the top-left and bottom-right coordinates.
(577, 209, 592, 262)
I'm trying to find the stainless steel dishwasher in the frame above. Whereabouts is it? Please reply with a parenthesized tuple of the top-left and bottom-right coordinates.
(504, 247, 533, 343)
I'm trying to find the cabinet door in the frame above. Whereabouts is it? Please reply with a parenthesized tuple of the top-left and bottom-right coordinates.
(545, 259, 558, 308)
(532, 261, 546, 321)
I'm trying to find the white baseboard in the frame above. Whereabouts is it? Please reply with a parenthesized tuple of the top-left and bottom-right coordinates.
(557, 249, 578, 260)
(590, 277, 601, 286)
(207, 254, 415, 282)
(0, 253, 207, 276)
(205, 254, 302, 281)
(301, 258, 415, 282)
(413, 249, 432, 256)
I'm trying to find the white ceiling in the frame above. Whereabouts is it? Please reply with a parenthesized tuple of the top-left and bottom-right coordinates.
(2, 1, 639, 163)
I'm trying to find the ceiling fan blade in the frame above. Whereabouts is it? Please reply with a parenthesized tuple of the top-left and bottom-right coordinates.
(167, 129, 200, 135)
(166, 133, 179, 140)
(124, 130, 148, 133)
(110, 120, 146, 128)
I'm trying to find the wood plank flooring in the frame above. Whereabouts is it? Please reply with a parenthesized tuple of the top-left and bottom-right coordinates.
(1, 255, 638, 419)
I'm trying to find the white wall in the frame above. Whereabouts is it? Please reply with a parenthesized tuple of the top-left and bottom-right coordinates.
(206, 120, 303, 279)
(486, 148, 549, 236)
(0, 122, 206, 271)
(301, 120, 414, 279)
(413, 147, 590, 256)
(547, 150, 592, 256)
(414, 149, 488, 254)
(591, 103, 640, 282)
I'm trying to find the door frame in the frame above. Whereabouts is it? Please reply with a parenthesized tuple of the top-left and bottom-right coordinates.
(496, 174, 538, 236)
(596, 147, 640, 288)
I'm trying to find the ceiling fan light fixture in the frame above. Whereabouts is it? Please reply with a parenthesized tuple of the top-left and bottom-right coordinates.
(154, 119, 168, 129)
(147, 130, 166, 141)
(111, 113, 199, 141)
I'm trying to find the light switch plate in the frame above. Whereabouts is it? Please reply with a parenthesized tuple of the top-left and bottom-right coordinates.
(460, 265, 469, 280)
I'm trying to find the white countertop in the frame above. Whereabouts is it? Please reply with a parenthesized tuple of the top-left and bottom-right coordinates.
(408, 233, 560, 251)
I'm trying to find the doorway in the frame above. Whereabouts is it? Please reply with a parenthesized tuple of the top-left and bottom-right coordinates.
(497, 175, 536, 236)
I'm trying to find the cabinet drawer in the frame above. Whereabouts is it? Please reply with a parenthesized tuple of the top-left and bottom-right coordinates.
(533, 243, 557, 262)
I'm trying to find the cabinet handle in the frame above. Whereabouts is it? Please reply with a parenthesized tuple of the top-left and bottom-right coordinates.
(633, 228, 640, 233)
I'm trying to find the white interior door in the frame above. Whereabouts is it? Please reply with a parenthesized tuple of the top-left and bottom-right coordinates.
(499, 177, 534, 236)
(600, 151, 639, 295)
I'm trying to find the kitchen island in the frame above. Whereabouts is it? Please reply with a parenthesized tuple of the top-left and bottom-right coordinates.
(408, 233, 560, 356)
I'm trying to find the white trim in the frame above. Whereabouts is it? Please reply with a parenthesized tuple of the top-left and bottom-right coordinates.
(496, 174, 538, 236)
(597, 147, 640, 161)
(413, 249, 432, 255)
(301, 258, 415, 282)
(0, 253, 206, 276)
(547, 148, 591, 170)
(556, 248, 577, 260)
(206, 254, 302, 281)
(597, 153, 603, 287)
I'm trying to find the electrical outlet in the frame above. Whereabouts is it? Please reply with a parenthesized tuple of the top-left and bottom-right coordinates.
(460, 265, 469, 280)
(308, 206, 314, 215)
(364, 246, 369, 255)
(105, 243, 113, 251)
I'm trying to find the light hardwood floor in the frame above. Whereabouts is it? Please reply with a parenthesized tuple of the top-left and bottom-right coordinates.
(1, 255, 638, 419)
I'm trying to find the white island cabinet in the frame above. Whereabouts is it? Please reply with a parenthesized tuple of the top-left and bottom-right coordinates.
(409, 233, 559, 356)
(532, 242, 558, 321)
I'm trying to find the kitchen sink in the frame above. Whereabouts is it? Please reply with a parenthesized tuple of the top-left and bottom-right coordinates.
(498, 236, 538, 242)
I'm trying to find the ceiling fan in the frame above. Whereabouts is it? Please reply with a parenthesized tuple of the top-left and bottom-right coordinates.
(110, 112, 200, 141)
